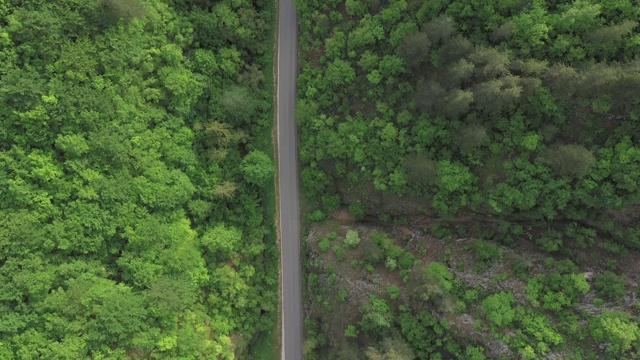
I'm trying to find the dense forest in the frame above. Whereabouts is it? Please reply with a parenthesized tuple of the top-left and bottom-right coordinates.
(296, 0, 640, 359)
(0, 0, 277, 358)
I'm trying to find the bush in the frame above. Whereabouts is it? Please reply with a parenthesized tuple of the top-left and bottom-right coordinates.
(332, 245, 345, 262)
(322, 194, 341, 212)
(410, 262, 456, 305)
(466, 240, 503, 265)
(337, 289, 348, 302)
(348, 201, 365, 219)
(388, 285, 401, 300)
(397, 252, 417, 270)
(359, 295, 394, 333)
(385, 257, 398, 270)
(536, 230, 563, 253)
(361, 238, 383, 264)
(525, 262, 589, 312)
(344, 230, 361, 249)
(464, 345, 487, 360)
(514, 308, 564, 357)
(593, 271, 627, 300)
(344, 324, 358, 338)
(318, 238, 330, 252)
(308, 209, 326, 222)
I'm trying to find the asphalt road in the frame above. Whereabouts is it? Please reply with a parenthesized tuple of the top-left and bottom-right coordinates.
(276, 0, 302, 359)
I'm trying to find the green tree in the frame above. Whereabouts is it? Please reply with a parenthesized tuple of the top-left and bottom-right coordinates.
(590, 310, 640, 355)
(201, 224, 242, 259)
(100, 0, 146, 23)
(240, 150, 275, 187)
(541, 144, 596, 177)
(396, 32, 431, 69)
(442, 89, 474, 118)
(424, 15, 456, 43)
(441, 59, 475, 89)
(455, 125, 488, 153)
(468, 46, 511, 80)
(325, 59, 356, 88)
(472, 77, 522, 114)
(436, 160, 475, 194)
(403, 155, 437, 192)
(593, 271, 627, 300)
(349, 15, 385, 50)
(482, 292, 516, 328)
(220, 86, 258, 123)
(410, 262, 454, 303)
(359, 295, 394, 333)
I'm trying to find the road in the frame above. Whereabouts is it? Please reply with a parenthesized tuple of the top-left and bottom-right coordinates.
(276, 0, 302, 359)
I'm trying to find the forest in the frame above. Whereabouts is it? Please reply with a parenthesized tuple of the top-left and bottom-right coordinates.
(296, 0, 640, 359)
(0, 0, 277, 358)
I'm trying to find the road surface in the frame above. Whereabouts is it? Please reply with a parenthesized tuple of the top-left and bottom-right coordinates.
(276, 0, 302, 359)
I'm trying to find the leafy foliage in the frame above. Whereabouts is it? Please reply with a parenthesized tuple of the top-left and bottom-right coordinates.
(298, 0, 640, 358)
(0, 0, 277, 357)
(482, 291, 516, 328)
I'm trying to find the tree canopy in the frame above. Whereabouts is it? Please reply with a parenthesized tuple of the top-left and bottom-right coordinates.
(0, 0, 277, 357)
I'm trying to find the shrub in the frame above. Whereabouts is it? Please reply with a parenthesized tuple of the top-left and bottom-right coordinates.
(337, 289, 348, 302)
(410, 262, 456, 304)
(593, 271, 627, 300)
(464, 345, 488, 360)
(318, 238, 330, 252)
(525, 262, 589, 312)
(344, 230, 361, 249)
(321, 194, 341, 211)
(344, 324, 359, 338)
(348, 201, 365, 219)
(467, 240, 503, 265)
(536, 230, 563, 252)
(361, 239, 383, 264)
(332, 245, 345, 262)
(397, 252, 417, 270)
(308, 209, 326, 222)
(359, 296, 394, 333)
(515, 308, 564, 356)
(385, 257, 398, 270)
(388, 285, 401, 300)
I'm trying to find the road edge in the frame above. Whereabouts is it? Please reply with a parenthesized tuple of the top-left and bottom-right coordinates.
(271, 0, 284, 359)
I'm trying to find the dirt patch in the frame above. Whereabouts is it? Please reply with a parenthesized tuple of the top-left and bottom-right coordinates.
(330, 208, 355, 225)
(608, 205, 640, 225)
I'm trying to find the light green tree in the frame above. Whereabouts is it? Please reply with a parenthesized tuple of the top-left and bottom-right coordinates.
(241, 150, 275, 187)
(482, 292, 516, 327)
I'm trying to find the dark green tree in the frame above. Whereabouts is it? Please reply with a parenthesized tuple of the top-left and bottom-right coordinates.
(541, 144, 596, 177)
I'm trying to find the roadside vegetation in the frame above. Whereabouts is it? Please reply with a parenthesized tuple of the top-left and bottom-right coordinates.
(296, 0, 640, 358)
(0, 0, 277, 358)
